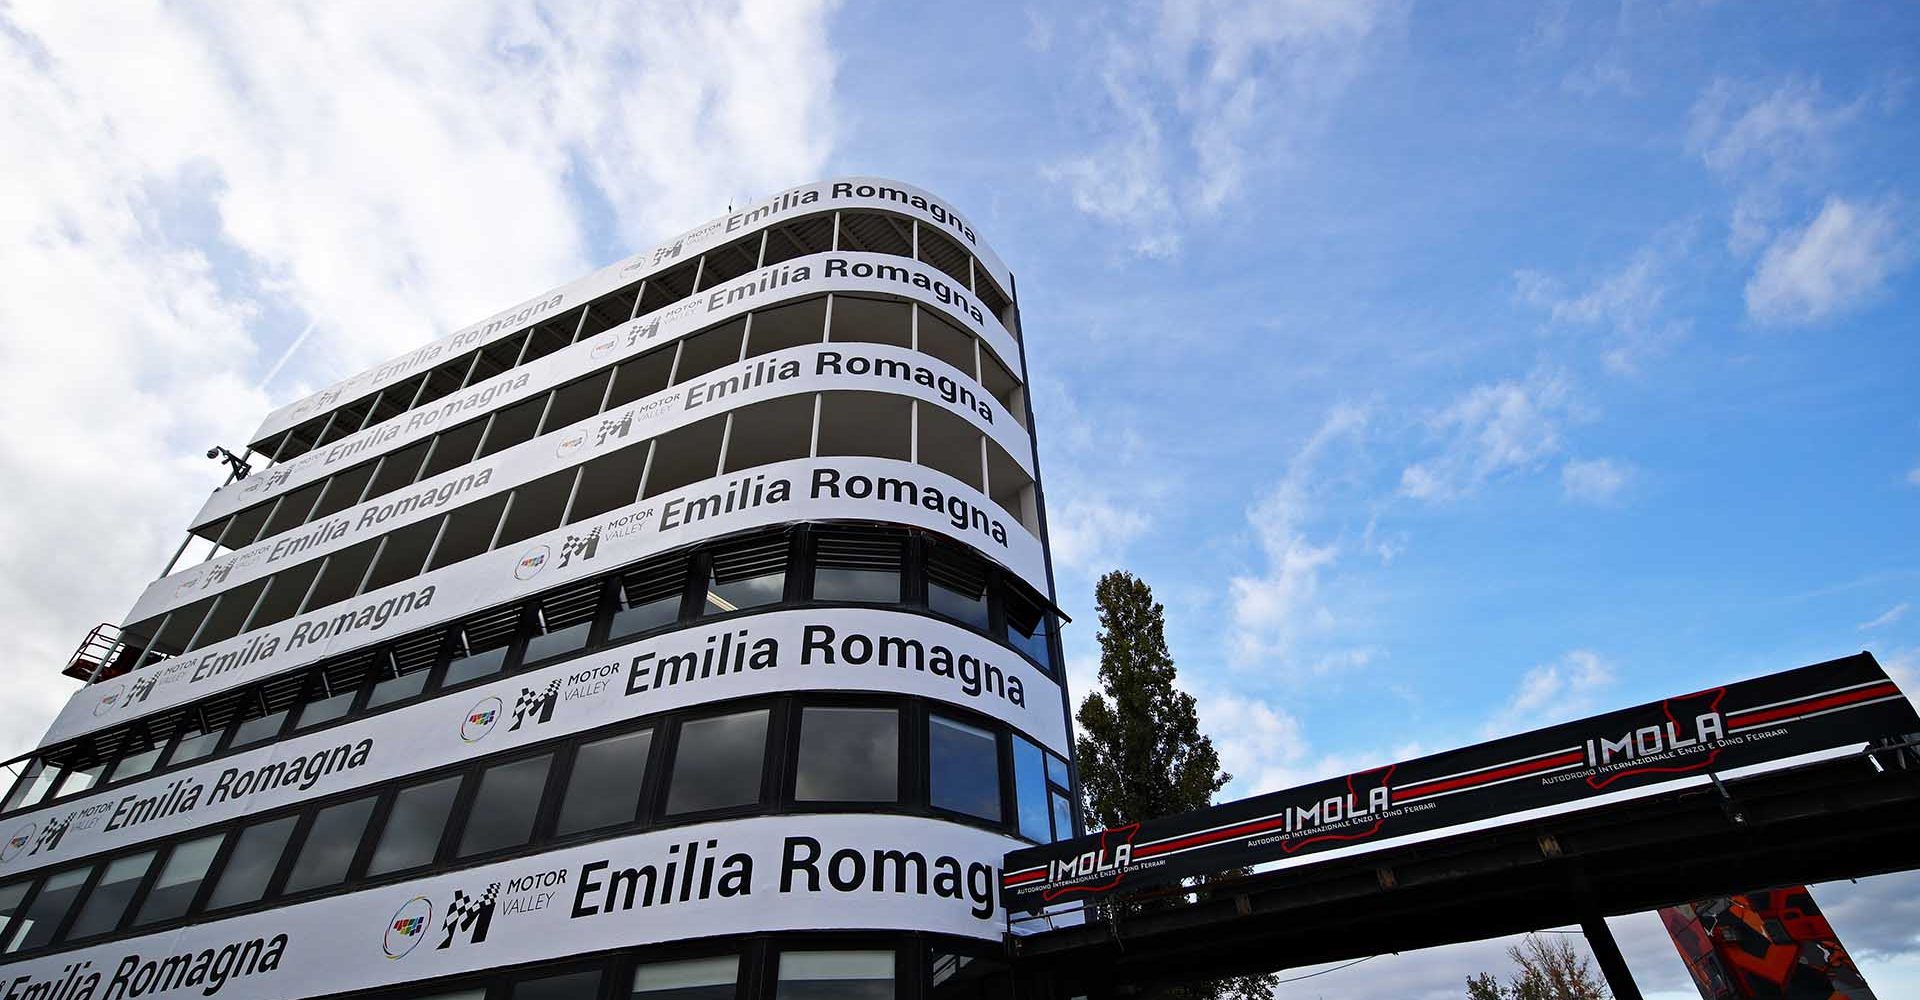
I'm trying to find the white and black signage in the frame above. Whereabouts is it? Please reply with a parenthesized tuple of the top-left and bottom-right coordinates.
(1, 609, 1065, 879)
(47, 456, 1048, 747)
(144, 340, 1031, 624)
(1002, 654, 1920, 910)
(0, 814, 1015, 1000)
(197, 250, 1023, 532)
(253, 178, 1014, 445)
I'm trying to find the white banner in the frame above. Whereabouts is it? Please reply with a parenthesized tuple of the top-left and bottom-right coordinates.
(46, 456, 1048, 748)
(142, 341, 1032, 625)
(196, 250, 1024, 533)
(253, 178, 1015, 445)
(0, 814, 1016, 1000)
(0, 608, 1064, 881)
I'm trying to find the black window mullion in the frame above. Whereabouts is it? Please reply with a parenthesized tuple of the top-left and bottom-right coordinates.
(186, 827, 242, 918)
(46, 860, 107, 946)
(353, 786, 404, 883)
(264, 807, 320, 901)
(113, 843, 170, 936)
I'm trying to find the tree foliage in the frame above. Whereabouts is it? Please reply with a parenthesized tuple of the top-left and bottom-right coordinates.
(1465, 936, 1611, 1000)
(1075, 571, 1266, 1000)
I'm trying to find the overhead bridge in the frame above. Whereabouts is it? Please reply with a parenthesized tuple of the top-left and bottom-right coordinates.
(999, 655, 1920, 999)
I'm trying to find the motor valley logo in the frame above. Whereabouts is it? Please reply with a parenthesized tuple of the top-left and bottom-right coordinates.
(437, 882, 500, 950)
(1000, 654, 1920, 912)
(594, 411, 634, 446)
(515, 545, 551, 581)
(513, 680, 561, 731)
(462, 697, 503, 743)
(557, 528, 601, 569)
(384, 896, 433, 959)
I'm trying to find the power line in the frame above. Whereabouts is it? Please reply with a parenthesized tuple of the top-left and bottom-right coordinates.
(1271, 954, 1376, 986)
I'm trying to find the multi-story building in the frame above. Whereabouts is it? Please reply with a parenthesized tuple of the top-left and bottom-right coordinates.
(0, 178, 1075, 1000)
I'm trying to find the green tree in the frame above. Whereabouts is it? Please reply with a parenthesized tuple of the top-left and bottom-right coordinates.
(1075, 570, 1269, 1000)
(1465, 936, 1611, 1000)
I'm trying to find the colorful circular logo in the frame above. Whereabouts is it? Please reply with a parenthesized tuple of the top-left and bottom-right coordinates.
(461, 697, 503, 744)
(555, 432, 588, 459)
(514, 545, 551, 581)
(383, 895, 434, 959)
(93, 684, 125, 717)
(2, 822, 36, 863)
(590, 336, 618, 360)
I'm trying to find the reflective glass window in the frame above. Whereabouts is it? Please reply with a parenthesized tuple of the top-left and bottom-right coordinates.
(1012, 736, 1051, 843)
(776, 951, 894, 1000)
(5, 866, 90, 952)
(134, 833, 223, 926)
(632, 955, 739, 1000)
(929, 716, 999, 821)
(458, 755, 552, 857)
(665, 710, 768, 815)
(557, 730, 653, 836)
(205, 816, 297, 910)
(65, 851, 154, 938)
(795, 708, 898, 803)
(368, 775, 461, 875)
(283, 796, 376, 893)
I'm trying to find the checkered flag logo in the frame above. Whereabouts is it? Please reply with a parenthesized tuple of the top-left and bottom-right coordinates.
(594, 412, 633, 446)
(32, 813, 72, 855)
(558, 527, 601, 569)
(437, 882, 499, 949)
(512, 680, 561, 731)
(127, 675, 156, 707)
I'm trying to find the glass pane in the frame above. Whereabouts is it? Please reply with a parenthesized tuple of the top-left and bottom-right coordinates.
(633, 956, 739, 1000)
(665, 710, 768, 815)
(284, 796, 377, 893)
(5, 867, 90, 952)
(368, 776, 461, 875)
(1050, 792, 1074, 843)
(523, 621, 590, 664)
(444, 645, 510, 687)
(516, 971, 602, 1000)
(4, 761, 60, 812)
(65, 851, 154, 938)
(1012, 737, 1050, 843)
(167, 727, 222, 767)
(205, 816, 297, 910)
(0, 882, 27, 942)
(610, 593, 680, 638)
(367, 668, 430, 709)
(557, 730, 652, 835)
(1046, 753, 1071, 790)
(134, 833, 223, 926)
(777, 951, 894, 1000)
(56, 763, 106, 798)
(458, 755, 552, 857)
(929, 717, 999, 821)
(813, 568, 899, 604)
(294, 688, 356, 731)
(227, 710, 289, 750)
(795, 708, 898, 803)
(1004, 595, 1053, 672)
(108, 745, 165, 784)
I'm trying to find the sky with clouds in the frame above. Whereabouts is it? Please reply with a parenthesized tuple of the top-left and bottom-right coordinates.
(1, 1, 1916, 996)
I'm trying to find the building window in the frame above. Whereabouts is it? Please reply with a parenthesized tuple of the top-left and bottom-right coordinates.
(167, 724, 222, 767)
(1003, 591, 1054, 673)
(556, 729, 653, 836)
(4, 866, 89, 952)
(65, 850, 154, 939)
(702, 538, 788, 616)
(611, 558, 687, 639)
(926, 548, 989, 631)
(293, 675, 356, 731)
(226, 706, 289, 750)
(0, 883, 28, 947)
(445, 608, 520, 687)
(632, 955, 740, 1000)
(3, 760, 61, 812)
(204, 816, 297, 911)
(284, 795, 378, 893)
(514, 970, 603, 1000)
(665, 709, 768, 815)
(811, 532, 903, 604)
(367, 775, 461, 876)
(929, 716, 1000, 822)
(776, 951, 895, 1000)
(458, 755, 553, 857)
(107, 737, 164, 784)
(795, 707, 898, 803)
(133, 833, 224, 926)
(523, 585, 597, 664)
(1011, 737, 1052, 843)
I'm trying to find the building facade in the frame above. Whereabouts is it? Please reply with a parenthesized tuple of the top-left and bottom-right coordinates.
(0, 179, 1074, 1000)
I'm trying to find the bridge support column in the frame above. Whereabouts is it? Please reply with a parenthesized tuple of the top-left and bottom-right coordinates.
(1578, 913, 1643, 1000)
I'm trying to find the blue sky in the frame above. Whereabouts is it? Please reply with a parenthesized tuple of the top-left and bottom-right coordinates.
(1, 1, 1915, 997)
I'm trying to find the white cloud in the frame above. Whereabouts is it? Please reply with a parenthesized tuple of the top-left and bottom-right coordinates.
(1885, 648, 1918, 696)
(1480, 650, 1614, 739)
(1689, 77, 1861, 185)
(1860, 602, 1910, 631)
(1400, 368, 1578, 501)
(0, 0, 841, 758)
(1561, 457, 1633, 505)
(1513, 226, 1693, 374)
(1048, 497, 1151, 576)
(1909, 463, 1920, 487)
(1046, 0, 1392, 255)
(1746, 196, 1907, 326)
(1229, 405, 1367, 663)
(1196, 684, 1412, 797)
